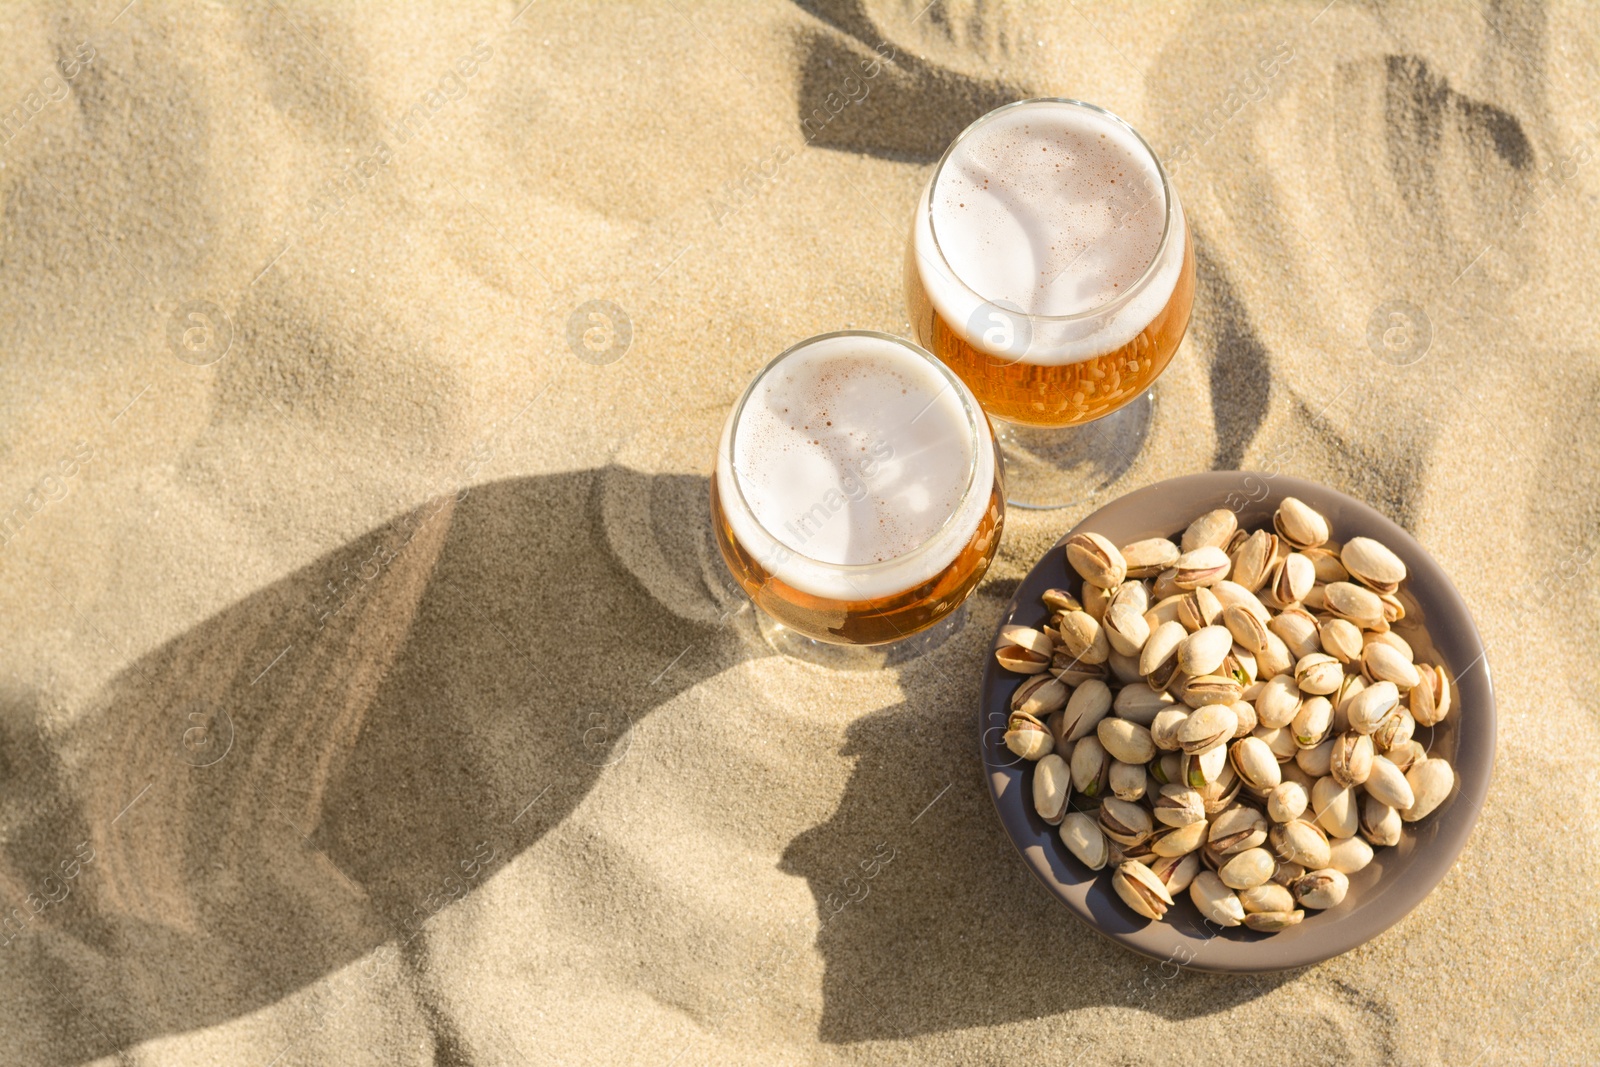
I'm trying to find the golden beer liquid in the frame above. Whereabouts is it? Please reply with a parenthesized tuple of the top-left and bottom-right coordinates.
(711, 473, 1004, 646)
(906, 221, 1196, 428)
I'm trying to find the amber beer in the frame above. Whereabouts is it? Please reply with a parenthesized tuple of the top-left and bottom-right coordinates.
(906, 99, 1195, 427)
(711, 331, 1003, 646)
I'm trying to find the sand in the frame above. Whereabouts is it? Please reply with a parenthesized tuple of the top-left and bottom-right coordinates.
(0, 1, 1597, 1063)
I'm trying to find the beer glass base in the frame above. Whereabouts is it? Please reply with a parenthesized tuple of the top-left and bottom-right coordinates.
(993, 389, 1154, 510)
(753, 604, 968, 670)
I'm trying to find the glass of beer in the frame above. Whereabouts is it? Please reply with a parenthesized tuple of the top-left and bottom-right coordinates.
(906, 98, 1195, 509)
(712, 330, 1004, 667)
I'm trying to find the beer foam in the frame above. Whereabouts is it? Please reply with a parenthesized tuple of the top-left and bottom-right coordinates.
(914, 100, 1187, 365)
(716, 333, 996, 602)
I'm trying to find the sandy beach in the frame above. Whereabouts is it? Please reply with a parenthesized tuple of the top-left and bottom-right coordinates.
(1, 1, 1597, 1063)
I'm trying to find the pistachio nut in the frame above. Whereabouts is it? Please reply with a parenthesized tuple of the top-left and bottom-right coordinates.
(1149, 707, 1190, 751)
(1230, 736, 1282, 793)
(1385, 739, 1426, 774)
(1224, 646, 1258, 687)
(1011, 674, 1070, 717)
(1151, 820, 1209, 857)
(1271, 819, 1332, 870)
(1269, 552, 1316, 607)
(1138, 619, 1186, 681)
(1177, 625, 1233, 677)
(1061, 679, 1114, 741)
(1098, 717, 1157, 765)
(1347, 680, 1401, 735)
(1056, 610, 1110, 666)
(1409, 663, 1452, 726)
(1101, 797, 1155, 847)
(1401, 758, 1454, 822)
(996, 643, 1052, 674)
(1032, 753, 1071, 824)
(1267, 780, 1310, 823)
(1371, 709, 1415, 754)
(1184, 743, 1229, 788)
(1295, 736, 1334, 778)
(1269, 608, 1321, 660)
(1255, 631, 1293, 679)
(1324, 581, 1385, 629)
(1174, 545, 1231, 590)
(1256, 725, 1299, 763)
(1341, 536, 1406, 594)
(1360, 641, 1420, 689)
(1179, 508, 1236, 554)
(1230, 699, 1258, 738)
(1115, 683, 1176, 726)
(1364, 629, 1414, 661)
(1294, 652, 1344, 696)
(1197, 764, 1243, 814)
(1083, 581, 1113, 622)
(1060, 812, 1108, 870)
(1041, 587, 1083, 615)
(1219, 847, 1275, 890)
(1121, 537, 1180, 579)
(1293, 868, 1349, 910)
(1149, 852, 1202, 895)
(1311, 776, 1359, 839)
(1229, 529, 1279, 593)
(1112, 860, 1174, 920)
(1003, 711, 1053, 760)
(1069, 735, 1110, 798)
(1190, 870, 1245, 927)
(1109, 759, 1148, 802)
(1327, 835, 1374, 875)
(1208, 805, 1269, 855)
(1274, 497, 1330, 549)
(1151, 567, 1182, 600)
(1255, 673, 1304, 729)
(1292, 695, 1335, 749)
(1271, 859, 1307, 887)
(1222, 604, 1270, 654)
(1319, 616, 1365, 664)
(1177, 585, 1224, 630)
(1051, 654, 1108, 687)
(1178, 704, 1236, 754)
(1239, 882, 1296, 914)
(1360, 796, 1403, 847)
(1153, 783, 1207, 827)
(1330, 731, 1375, 788)
(1180, 673, 1244, 709)
(1065, 532, 1127, 589)
(1303, 546, 1350, 584)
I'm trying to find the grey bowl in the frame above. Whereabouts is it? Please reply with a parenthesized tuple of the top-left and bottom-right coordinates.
(980, 472, 1496, 972)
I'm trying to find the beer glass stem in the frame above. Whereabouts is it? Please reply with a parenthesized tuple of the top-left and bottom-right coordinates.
(992, 390, 1155, 510)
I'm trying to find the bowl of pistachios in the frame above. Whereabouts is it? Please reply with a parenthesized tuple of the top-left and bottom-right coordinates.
(980, 471, 1495, 972)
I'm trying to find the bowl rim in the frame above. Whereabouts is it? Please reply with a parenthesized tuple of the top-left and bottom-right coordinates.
(980, 471, 1496, 973)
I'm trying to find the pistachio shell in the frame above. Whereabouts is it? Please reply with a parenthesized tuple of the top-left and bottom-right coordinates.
(1116, 684, 1176, 726)
(1319, 617, 1365, 664)
(1104, 599, 1152, 657)
(1149, 708, 1190, 752)
(1295, 737, 1334, 778)
(1181, 508, 1239, 554)
(1229, 529, 1279, 593)
(1269, 609, 1320, 659)
(1178, 704, 1235, 754)
(1139, 620, 1187, 679)
(1184, 743, 1229, 788)
(1243, 909, 1304, 932)
(1229, 699, 1258, 738)
(1032, 753, 1071, 824)
(1303, 547, 1350, 584)
(1174, 546, 1231, 589)
(1208, 805, 1268, 855)
(1385, 739, 1426, 774)
(1041, 588, 1083, 614)
(1274, 497, 1330, 549)
(1327, 835, 1374, 875)
(1401, 758, 1454, 821)
(996, 644, 1051, 674)
(1112, 860, 1173, 920)
(1177, 585, 1224, 631)
(1293, 867, 1349, 910)
(1180, 674, 1244, 709)
(1267, 780, 1310, 823)
(1256, 631, 1293, 679)
(1121, 537, 1181, 578)
(1154, 783, 1207, 827)
(1060, 812, 1109, 870)
(1190, 870, 1245, 927)
(1098, 717, 1157, 765)
(1409, 663, 1452, 726)
(1364, 754, 1415, 810)
(1270, 552, 1316, 607)
(1341, 536, 1406, 593)
(1291, 695, 1334, 749)
(1178, 625, 1233, 677)
(1149, 852, 1202, 895)
(1065, 532, 1127, 589)
(1051, 655, 1107, 687)
(1371, 708, 1415, 753)
(1083, 582, 1113, 622)
(1151, 567, 1182, 600)
(1107, 649, 1143, 686)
